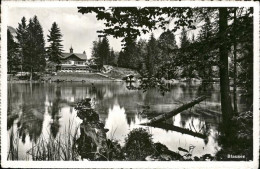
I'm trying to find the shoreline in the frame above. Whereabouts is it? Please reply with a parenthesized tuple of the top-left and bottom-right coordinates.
(7, 79, 124, 83)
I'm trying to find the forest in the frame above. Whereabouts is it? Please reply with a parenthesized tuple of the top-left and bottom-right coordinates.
(8, 16, 64, 79)
(78, 6, 254, 160)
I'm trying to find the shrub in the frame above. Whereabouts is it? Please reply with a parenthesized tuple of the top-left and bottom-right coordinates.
(123, 128, 154, 160)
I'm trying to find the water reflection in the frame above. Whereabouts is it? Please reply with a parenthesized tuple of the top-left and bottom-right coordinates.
(7, 82, 248, 159)
(48, 86, 62, 138)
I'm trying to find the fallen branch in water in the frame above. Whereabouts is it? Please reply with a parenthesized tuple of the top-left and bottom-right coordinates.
(143, 96, 207, 124)
(140, 122, 207, 139)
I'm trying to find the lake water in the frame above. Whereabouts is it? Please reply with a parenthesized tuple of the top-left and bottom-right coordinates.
(7, 82, 249, 160)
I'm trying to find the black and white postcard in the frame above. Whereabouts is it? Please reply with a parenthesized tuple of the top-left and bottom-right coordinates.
(1, 1, 259, 168)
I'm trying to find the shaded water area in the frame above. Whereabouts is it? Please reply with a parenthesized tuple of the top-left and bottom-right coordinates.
(7, 81, 249, 160)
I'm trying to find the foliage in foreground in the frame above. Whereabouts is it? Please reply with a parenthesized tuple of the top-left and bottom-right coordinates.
(216, 110, 253, 161)
(123, 128, 154, 160)
(8, 120, 79, 161)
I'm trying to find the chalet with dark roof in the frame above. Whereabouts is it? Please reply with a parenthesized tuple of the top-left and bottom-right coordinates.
(58, 46, 88, 72)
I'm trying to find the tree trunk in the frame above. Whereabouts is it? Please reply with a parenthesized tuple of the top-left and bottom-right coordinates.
(233, 9, 238, 114)
(218, 8, 234, 136)
(143, 122, 207, 139)
(143, 96, 207, 124)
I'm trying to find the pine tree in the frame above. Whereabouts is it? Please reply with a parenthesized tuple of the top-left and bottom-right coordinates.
(100, 37, 110, 65)
(108, 48, 116, 66)
(136, 39, 148, 74)
(218, 8, 234, 141)
(91, 39, 102, 68)
(146, 33, 159, 76)
(33, 16, 46, 72)
(157, 30, 178, 79)
(47, 22, 63, 64)
(124, 41, 141, 70)
(179, 27, 192, 78)
(197, 16, 215, 80)
(22, 16, 46, 80)
(117, 50, 128, 68)
(16, 16, 28, 72)
(158, 29, 178, 62)
(91, 40, 99, 61)
(180, 27, 190, 49)
(7, 29, 19, 73)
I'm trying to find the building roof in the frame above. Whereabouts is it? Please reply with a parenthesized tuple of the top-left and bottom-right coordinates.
(60, 53, 87, 60)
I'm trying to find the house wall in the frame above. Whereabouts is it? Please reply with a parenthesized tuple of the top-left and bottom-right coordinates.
(60, 67, 88, 72)
(61, 60, 85, 65)
(59, 54, 88, 72)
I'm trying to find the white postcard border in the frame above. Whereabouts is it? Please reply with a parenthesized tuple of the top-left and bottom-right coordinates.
(1, 1, 259, 168)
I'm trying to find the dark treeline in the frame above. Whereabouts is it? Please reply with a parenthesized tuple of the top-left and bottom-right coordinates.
(90, 37, 117, 68)
(9, 16, 46, 80)
(91, 11, 252, 96)
(8, 16, 63, 79)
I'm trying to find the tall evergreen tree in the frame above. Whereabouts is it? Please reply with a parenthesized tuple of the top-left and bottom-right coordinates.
(32, 16, 46, 72)
(157, 30, 178, 79)
(218, 8, 234, 139)
(179, 27, 192, 78)
(158, 29, 178, 62)
(136, 39, 148, 74)
(16, 16, 28, 72)
(180, 27, 190, 49)
(100, 37, 110, 65)
(235, 8, 253, 102)
(22, 16, 46, 80)
(117, 50, 128, 68)
(197, 16, 216, 80)
(232, 9, 238, 114)
(146, 33, 159, 76)
(47, 22, 63, 64)
(125, 41, 141, 70)
(108, 48, 116, 66)
(7, 29, 19, 73)
(91, 39, 102, 68)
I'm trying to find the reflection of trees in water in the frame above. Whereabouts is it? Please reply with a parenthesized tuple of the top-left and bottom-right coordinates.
(10, 83, 47, 143)
(7, 84, 21, 129)
(8, 84, 27, 129)
(142, 84, 205, 106)
(179, 114, 186, 128)
(198, 83, 221, 103)
(175, 112, 212, 144)
(8, 82, 223, 146)
(126, 114, 136, 126)
(48, 86, 62, 138)
(17, 104, 44, 143)
(94, 88, 105, 100)
(7, 114, 19, 130)
(198, 83, 214, 95)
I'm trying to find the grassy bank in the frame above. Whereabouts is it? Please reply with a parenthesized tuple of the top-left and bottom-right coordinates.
(41, 72, 123, 82)
(102, 66, 140, 80)
(8, 66, 138, 82)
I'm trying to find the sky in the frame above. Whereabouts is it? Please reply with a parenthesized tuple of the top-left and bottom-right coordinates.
(8, 7, 198, 59)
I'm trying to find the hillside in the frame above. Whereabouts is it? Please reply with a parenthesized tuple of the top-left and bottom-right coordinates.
(8, 26, 17, 38)
(102, 66, 140, 80)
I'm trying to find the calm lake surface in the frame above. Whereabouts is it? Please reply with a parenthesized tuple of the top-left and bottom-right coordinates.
(7, 82, 249, 160)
